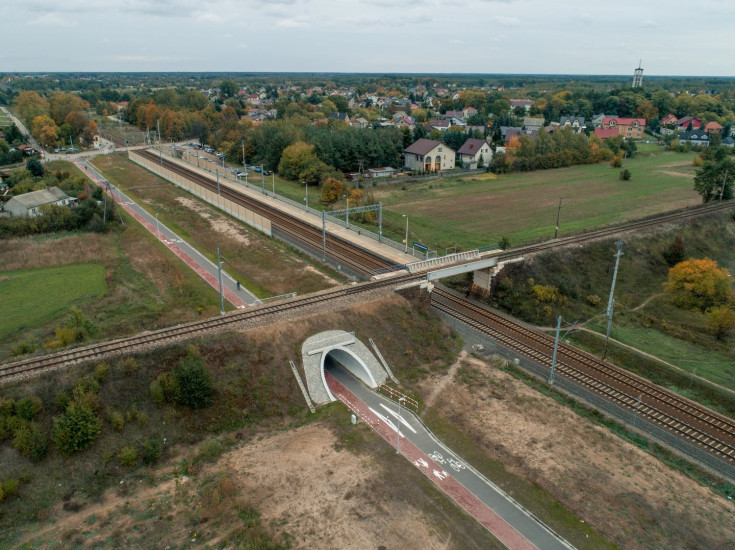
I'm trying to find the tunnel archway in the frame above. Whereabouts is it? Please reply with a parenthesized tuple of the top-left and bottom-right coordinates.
(301, 330, 388, 404)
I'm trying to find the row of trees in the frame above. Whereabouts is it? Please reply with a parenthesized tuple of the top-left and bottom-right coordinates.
(14, 91, 97, 148)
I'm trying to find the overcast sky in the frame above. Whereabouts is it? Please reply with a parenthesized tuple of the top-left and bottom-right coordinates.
(1, 0, 733, 76)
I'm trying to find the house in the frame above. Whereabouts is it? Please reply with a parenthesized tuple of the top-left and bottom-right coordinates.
(559, 116, 586, 133)
(3, 187, 77, 218)
(678, 130, 710, 146)
(16, 144, 37, 155)
(602, 117, 646, 139)
(444, 110, 465, 121)
(509, 99, 534, 113)
(427, 119, 451, 132)
(352, 117, 370, 129)
(523, 117, 545, 131)
(704, 121, 723, 134)
(404, 139, 456, 172)
(660, 114, 678, 126)
(675, 116, 701, 131)
(504, 128, 538, 144)
(591, 113, 617, 128)
(722, 136, 735, 148)
(457, 138, 492, 167)
(594, 127, 620, 140)
(463, 107, 478, 119)
(329, 112, 352, 126)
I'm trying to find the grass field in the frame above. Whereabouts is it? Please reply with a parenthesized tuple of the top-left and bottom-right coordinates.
(0, 263, 107, 340)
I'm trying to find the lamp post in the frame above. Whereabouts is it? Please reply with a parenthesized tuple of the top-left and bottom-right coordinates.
(217, 247, 225, 317)
(402, 214, 409, 253)
(303, 182, 308, 211)
(396, 397, 405, 454)
(155, 213, 160, 240)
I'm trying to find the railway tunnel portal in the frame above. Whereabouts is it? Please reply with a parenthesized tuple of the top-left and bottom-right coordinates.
(301, 330, 388, 404)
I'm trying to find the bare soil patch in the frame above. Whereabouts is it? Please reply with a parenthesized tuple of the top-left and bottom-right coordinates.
(419, 354, 735, 549)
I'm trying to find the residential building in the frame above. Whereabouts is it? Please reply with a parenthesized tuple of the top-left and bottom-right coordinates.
(660, 114, 678, 126)
(404, 139, 456, 172)
(427, 119, 451, 132)
(594, 127, 620, 140)
(457, 138, 492, 167)
(704, 121, 723, 134)
(591, 113, 616, 128)
(463, 107, 478, 119)
(602, 117, 646, 139)
(3, 187, 76, 218)
(559, 116, 586, 133)
(722, 136, 735, 148)
(329, 112, 351, 125)
(677, 130, 710, 147)
(509, 99, 534, 113)
(675, 116, 701, 131)
(523, 117, 545, 131)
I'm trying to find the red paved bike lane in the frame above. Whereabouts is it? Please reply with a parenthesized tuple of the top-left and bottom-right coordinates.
(325, 372, 537, 550)
(76, 161, 250, 310)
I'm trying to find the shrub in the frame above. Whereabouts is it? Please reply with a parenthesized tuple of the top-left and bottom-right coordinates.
(141, 438, 162, 466)
(52, 403, 101, 456)
(15, 396, 43, 421)
(106, 409, 125, 431)
(94, 363, 111, 383)
(498, 236, 511, 250)
(118, 446, 139, 469)
(619, 168, 631, 180)
(2, 478, 19, 497)
(174, 351, 214, 409)
(586, 295, 602, 307)
(0, 399, 15, 417)
(13, 422, 48, 462)
(664, 258, 734, 311)
(611, 156, 622, 168)
(707, 307, 735, 340)
(125, 406, 149, 428)
(10, 337, 37, 356)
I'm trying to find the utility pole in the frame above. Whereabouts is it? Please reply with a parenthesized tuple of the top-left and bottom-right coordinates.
(157, 120, 162, 165)
(554, 197, 563, 239)
(549, 315, 562, 384)
(720, 169, 728, 201)
(217, 247, 225, 316)
(602, 240, 624, 360)
(322, 210, 326, 262)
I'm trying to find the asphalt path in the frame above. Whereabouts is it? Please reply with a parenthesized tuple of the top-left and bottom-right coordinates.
(78, 159, 258, 308)
(326, 360, 575, 550)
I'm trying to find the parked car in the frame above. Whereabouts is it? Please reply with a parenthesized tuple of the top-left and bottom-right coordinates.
(253, 166, 262, 173)
(236, 171, 248, 177)
(263, 170, 272, 176)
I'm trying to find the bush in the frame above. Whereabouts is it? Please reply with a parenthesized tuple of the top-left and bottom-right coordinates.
(0, 399, 15, 417)
(52, 403, 102, 456)
(106, 409, 125, 431)
(118, 446, 139, 469)
(2, 478, 19, 497)
(498, 236, 511, 250)
(610, 156, 622, 168)
(13, 422, 48, 462)
(141, 438, 162, 466)
(10, 337, 37, 356)
(94, 362, 111, 383)
(15, 395, 43, 421)
(174, 350, 214, 409)
(619, 168, 631, 180)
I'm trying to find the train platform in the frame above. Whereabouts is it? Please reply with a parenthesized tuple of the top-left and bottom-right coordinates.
(145, 149, 417, 269)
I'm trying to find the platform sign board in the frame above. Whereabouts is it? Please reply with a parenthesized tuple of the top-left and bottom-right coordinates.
(413, 242, 429, 252)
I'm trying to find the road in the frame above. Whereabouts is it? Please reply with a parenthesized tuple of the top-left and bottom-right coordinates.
(77, 159, 259, 308)
(325, 360, 575, 550)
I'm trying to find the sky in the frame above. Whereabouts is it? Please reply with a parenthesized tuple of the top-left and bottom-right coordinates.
(1, 0, 733, 76)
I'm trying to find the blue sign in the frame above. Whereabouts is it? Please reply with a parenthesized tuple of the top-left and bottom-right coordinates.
(413, 242, 428, 252)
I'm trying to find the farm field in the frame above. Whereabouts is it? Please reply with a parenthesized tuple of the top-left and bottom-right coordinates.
(90, 154, 346, 298)
(376, 149, 701, 249)
(0, 264, 107, 341)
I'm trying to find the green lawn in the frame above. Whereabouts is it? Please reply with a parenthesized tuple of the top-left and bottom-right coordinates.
(0, 263, 108, 339)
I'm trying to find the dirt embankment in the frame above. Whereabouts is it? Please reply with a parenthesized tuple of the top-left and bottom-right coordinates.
(419, 354, 735, 550)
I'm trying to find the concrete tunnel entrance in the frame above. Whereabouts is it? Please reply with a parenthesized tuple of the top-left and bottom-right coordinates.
(300, 330, 388, 405)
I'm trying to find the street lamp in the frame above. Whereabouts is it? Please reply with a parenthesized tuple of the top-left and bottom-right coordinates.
(155, 213, 160, 240)
(303, 182, 308, 211)
(396, 396, 405, 454)
(402, 214, 409, 253)
(217, 247, 226, 316)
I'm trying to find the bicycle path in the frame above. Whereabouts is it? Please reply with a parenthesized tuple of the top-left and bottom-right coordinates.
(325, 366, 575, 550)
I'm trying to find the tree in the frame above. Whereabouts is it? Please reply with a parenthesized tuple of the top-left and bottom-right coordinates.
(320, 177, 344, 205)
(498, 236, 511, 250)
(174, 348, 214, 409)
(694, 156, 733, 203)
(707, 307, 735, 340)
(663, 235, 686, 267)
(664, 258, 734, 312)
(52, 402, 101, 455)
(277, 141, 317, 180)
(219, 80, 239, 99)
(15, 91, 48, 127)
(25, 158, 45, 177)
(619, 168, 631, 180)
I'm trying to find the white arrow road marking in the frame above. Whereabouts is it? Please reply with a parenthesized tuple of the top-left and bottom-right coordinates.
(368, 407, 402, 435)
(379, 403, 417, 433)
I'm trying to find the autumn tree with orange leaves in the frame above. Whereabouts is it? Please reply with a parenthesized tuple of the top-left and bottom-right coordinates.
(664, 258, 733, 312)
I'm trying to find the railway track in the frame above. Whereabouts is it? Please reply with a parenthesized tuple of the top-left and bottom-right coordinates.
(134, 149, 393, 278)
(431, 287, 735, 467)
(0, 273, 423, 385)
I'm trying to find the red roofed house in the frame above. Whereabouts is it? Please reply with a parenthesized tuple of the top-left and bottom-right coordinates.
(404, 139, 456, 172)
(457, 138, 492, 167)
(704, 121, 723, 134)
(594, 127, 620, 140)
(675, 116, 701, 131)
(660, 114, 678, 126)
(603, 117, 646, 139)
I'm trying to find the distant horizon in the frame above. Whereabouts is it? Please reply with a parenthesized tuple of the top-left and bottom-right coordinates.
(2, 1, 733, 77)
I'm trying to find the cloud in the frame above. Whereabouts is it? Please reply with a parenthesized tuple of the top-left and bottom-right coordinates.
(30, 13, 77, 27)
(275, 17, 308, 28)
(449, 39, 463, 44)
(238, 42, 249, 49)
(490, 15, 520, 26)
(197, 13, 225, 24)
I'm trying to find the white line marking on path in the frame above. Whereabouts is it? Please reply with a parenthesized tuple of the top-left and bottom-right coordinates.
(379, 403, 417, 433)
(368, 407, 402, 435)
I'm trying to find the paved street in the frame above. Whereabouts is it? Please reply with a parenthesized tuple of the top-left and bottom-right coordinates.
(77, 159, 258, 308)
(326, 362, 575, 550)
